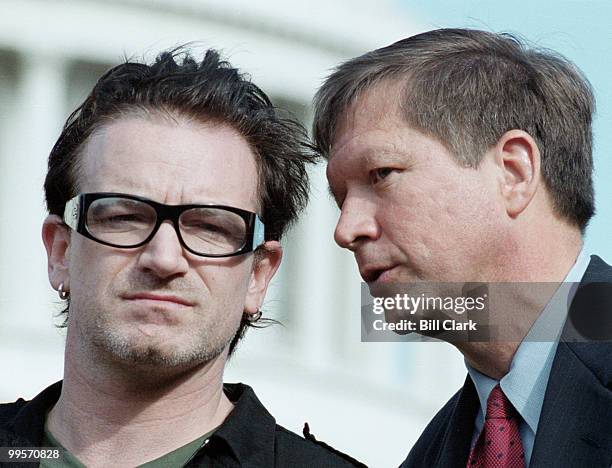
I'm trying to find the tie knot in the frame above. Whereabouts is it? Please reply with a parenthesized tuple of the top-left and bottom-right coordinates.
(485, 384, 516, 419)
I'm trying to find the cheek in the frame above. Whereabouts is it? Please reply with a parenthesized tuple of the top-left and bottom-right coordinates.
(383, 182, 450, 241)
(382, 175, 500, 253)
(195, 263, 252, 305)
(69, 239, 96, 287)
(68, 239, 128, 297)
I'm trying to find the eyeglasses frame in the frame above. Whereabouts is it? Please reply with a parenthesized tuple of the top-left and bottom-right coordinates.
(62, 192, 266, 258)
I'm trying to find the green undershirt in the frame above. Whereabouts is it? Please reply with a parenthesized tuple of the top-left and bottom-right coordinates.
(40, 423, 215, 468)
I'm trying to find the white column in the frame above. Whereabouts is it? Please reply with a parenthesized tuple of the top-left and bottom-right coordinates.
(283, 163, 340, 369)
(0, 52, 67, 335)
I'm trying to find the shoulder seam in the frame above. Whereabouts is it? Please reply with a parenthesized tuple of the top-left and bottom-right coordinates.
(300, 422, 368, 467)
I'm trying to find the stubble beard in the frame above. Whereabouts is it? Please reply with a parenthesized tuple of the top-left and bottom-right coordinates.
(68, 270, 246, 378)
(94, 321, 231, 368)
(82, 302, 241, 374)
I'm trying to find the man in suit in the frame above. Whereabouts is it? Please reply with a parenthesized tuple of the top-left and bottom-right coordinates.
(312, 28, 612, 467)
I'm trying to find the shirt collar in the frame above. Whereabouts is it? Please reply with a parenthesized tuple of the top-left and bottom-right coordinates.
(9, 381, 61, 444)
(466, 248, 591, 433)
(211, 383, 277, 466)
(6, 380, 278, 467)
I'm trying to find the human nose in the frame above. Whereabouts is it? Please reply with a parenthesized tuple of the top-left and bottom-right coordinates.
(137, 221, 189, 278)
(334, 196, 380, 251)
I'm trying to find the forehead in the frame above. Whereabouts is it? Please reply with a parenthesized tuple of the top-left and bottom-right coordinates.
(332, 80, 405, 152)
(79, 116, 259, 210)
(327, 81, 412, 173)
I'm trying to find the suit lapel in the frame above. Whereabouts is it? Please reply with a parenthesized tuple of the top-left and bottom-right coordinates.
(530, 342, 612, 467)
(434, 375, 480, 468)
(531, 256, 612, 467)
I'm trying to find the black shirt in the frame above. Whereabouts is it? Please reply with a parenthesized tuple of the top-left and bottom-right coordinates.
(0, 381, 366, 468)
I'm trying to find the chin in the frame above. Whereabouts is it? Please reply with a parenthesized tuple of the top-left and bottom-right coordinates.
(93, 328, 230, 369)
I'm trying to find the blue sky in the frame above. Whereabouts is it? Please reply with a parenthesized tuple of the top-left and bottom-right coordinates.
(400, 0, 611, 261)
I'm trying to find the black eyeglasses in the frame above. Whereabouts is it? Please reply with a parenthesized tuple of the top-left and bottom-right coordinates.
(62, 193, 265, 257)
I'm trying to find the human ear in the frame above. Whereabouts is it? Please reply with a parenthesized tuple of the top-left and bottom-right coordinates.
(244, 241, 282, 316)
(493, 130, 541, 218)
(42, 215, 71, 292)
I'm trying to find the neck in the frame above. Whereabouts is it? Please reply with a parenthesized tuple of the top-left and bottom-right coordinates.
(460, 343, 518, 380)
(457, 233, 583, 380)
(48, 334, 233, 467)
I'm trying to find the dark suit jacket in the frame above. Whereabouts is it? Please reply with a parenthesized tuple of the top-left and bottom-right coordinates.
(401, 255, 612, 468)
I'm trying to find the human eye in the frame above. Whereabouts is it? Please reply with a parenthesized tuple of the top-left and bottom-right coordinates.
(181, 210, 245, 241)
(88, 199, 153, 231)
(185, 219, 230, 236)
(370, 167, 399, 184)
(105, 213, 146, 223)
(93, 211, 151, 232)
(327, 186, 344, 210)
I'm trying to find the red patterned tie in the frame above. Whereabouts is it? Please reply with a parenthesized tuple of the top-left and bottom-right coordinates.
(466, 384, 525, 468)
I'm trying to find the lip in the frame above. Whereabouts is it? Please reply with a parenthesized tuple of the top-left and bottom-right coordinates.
(122, 292, 194, 307)
(359, 264, 398, 284)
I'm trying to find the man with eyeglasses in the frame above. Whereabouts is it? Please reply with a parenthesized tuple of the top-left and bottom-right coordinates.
(0, 49, 362, 467)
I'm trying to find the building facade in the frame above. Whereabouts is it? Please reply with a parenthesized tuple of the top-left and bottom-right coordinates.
(0, 1, 465, 466)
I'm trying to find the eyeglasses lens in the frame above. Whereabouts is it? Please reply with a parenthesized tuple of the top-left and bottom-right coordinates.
(86, 197, 248, 255)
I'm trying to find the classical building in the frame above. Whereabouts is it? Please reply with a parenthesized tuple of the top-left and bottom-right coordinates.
(0, 1, 465, 465)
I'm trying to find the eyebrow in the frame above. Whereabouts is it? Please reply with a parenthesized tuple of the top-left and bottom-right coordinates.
(363, 148, 407, 163)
